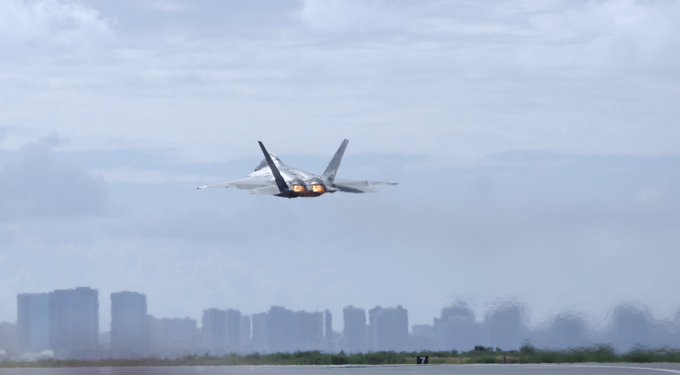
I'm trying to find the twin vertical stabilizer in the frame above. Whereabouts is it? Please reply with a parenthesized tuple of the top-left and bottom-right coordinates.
(258, 141, 290, 196)
(322, 138, 349, 183)
(200, 138, 396, 197)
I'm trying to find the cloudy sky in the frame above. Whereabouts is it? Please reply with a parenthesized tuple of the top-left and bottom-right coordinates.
(1, 0, 680, 331)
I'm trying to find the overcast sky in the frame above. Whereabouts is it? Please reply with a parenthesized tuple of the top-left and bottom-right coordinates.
(1, 0, 680, 331)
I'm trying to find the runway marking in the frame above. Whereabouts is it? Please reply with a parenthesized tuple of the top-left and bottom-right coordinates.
(572, 364, 680, 374)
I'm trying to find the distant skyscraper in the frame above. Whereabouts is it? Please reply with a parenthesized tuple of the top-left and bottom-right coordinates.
(251, 312, 267, 353)
(202, 308, 228, 355)
(411, 324, 438, 351)
(225, 309, 242, 352)
(324, 309, 335, 352)
(434, 303, 480, 351)
(343, 306, 367, 353)
(148, 316, 199, 358)
(110, 291, 147, 358)
(266, 306, 296, 353)
(17, 293, 50, 352)
(608, 303, 654, 352)
(240, 315, 251, 352)
(368, 305, 408, 351)
(0, 322, 18, 354)
(532, 312, 587, 350)
(201, 308, 242, 354)
(483, 302, 527, 351)
(295, 311, 323, 351)
(49, 287, 99, 359)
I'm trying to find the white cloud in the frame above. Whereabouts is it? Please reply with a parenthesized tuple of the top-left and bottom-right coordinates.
(0, 0, 113, 48)
(143, 0, 189, 14)
(2, 1, 680, 161)
(1, 2, 680, 329)
(516, 0, 680, 69)
(299, 0, 402, 34)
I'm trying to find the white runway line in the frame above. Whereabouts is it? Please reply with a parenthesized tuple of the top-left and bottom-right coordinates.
(571, 364, 680, 374)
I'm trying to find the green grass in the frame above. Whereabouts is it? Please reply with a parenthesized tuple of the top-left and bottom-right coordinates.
(3, 346, 680, 367)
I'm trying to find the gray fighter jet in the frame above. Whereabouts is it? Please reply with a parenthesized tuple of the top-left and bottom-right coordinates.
(197, 139, 397, 198)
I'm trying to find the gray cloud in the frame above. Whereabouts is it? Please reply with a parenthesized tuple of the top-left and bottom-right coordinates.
(98, 0, 301, 37)
(2, 1, 680, 160)
(1, 1, 680, 333)
(0, 136, 108, 221)
(0, 0, 113, 57)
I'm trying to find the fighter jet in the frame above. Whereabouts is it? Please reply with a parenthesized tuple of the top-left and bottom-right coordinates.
(197, 139, 397, 198)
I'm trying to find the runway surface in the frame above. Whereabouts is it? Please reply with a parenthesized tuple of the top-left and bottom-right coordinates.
(2, 364, 680, 375)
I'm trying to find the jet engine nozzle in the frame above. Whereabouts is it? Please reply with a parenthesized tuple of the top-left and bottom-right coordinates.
(307, 178, 328, 195)
(290, 179, 308, 194)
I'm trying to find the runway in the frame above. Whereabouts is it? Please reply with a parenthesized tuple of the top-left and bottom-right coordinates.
(3, 364, 680, 375)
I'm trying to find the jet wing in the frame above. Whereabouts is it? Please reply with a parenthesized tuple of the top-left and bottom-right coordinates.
(248, 185, 284, 195)
(332, 179, 398, 193)
(197, 177, 273, 190)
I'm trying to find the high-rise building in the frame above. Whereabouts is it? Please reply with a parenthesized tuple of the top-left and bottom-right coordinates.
(532, 312, 587, 350)
(240, 315, 251, 352)
(0, 322, 18, 355)
(225, 309, 242, 353)
(368, 305, 408, 351)
(343, 306, 367, 353)
(483, 302, 527, 351)
(295, 311, 323, 351)
(251, 312, 267, 353)
(110, 291, 147, 358)
(607, 303, 653, 352)
(148, 316, 199, 358)
(17, 293, 50, 352)
(202, 308, 228, 355)
(434, 303, 479, 351)
(324, 309, 335, 352)
(201, 308, 242, 354)
(49, 287, 99, 359)
(411, 324, 437, 351)
(266, 306, 295, 353)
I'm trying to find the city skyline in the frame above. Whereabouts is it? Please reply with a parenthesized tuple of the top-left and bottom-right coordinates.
(1, 0, 679, 355)
(3, 286, 680, 360)
(9, 286, 680, 333)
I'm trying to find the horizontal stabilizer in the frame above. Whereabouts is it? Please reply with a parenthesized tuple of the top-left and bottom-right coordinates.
(253, 159, 268, 171)
(333, 184, 365, 193)
(332, 179, 398, 193)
